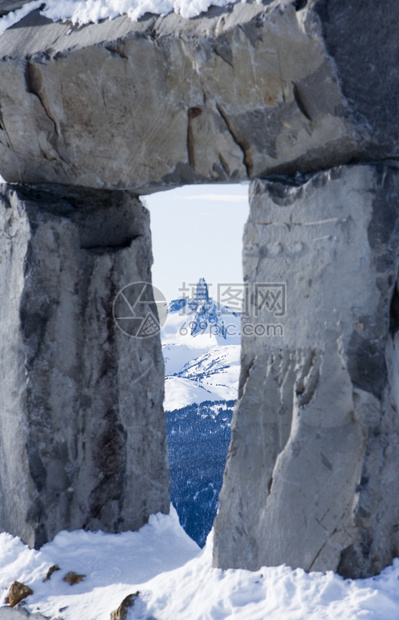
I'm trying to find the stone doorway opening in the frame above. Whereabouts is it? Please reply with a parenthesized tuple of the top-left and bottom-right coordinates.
(145, 184, 248, 546)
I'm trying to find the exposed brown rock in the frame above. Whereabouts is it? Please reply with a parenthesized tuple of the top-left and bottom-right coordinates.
(43, 565, 60, 582)
(6, 581, 33, 607)
(62, 571, 85, 586)
(110, 592, 140, 620)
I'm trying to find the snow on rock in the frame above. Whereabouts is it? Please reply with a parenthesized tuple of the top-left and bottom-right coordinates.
(0, 0, 243, 35)
(140, 533, 399, 620)
(0, 2, 42, 35)
(42, 0, 238, 23)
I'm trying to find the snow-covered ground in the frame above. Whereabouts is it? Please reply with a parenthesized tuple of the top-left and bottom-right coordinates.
(1, 507, 399, 619)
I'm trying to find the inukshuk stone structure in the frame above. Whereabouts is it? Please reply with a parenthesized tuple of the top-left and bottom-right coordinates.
(0, 0, 398, 579)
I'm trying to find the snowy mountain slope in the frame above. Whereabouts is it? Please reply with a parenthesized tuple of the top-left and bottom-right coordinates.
(161, 279, 241, 411)
(164, 346, 240, 410)
(175, 344, 240, 381)
(164, 376, 219, 411)
(162, 280, 240, 544)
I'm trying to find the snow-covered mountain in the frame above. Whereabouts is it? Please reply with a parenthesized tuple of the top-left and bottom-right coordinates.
(161, 278, 241, 411)
(162, 279, 240, 545)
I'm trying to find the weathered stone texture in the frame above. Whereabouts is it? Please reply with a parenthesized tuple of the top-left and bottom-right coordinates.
(0, 0, 398, 581)
(0, 0, 396, 191)
(0, 1, 362, 189)
(213, 163, 399, 578)
(0, 0, 29, 16)
(0, 184, 169, 548)
(314, 0, 399, 161)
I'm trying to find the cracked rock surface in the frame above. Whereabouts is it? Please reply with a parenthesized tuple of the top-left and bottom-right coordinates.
(0, 0, 377, 190)
(0, 184, 169, 548)
(213, 163, 399, 578)
(0, 0, 397, 191)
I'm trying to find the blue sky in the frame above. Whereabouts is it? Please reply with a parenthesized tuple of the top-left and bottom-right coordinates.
(144, 184, 249, 303)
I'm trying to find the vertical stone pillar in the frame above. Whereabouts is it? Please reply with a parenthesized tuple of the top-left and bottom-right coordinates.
(0, 184, 169, 548)
(213, 163, 399, 578)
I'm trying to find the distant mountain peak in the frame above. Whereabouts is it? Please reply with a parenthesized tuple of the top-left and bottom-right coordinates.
(168, 278, 239, 339)
(194, 277, 210, 303)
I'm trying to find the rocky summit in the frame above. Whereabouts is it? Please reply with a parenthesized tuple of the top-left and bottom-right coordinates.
(0, 0, 398, 580)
